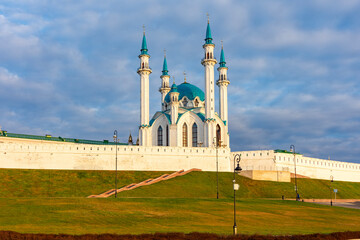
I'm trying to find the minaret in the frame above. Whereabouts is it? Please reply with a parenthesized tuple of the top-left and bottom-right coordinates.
(169, 78, 179, 146)
(217, 41, 230, 147)
(159, 50, 171, 111)
(201, 15, 217, 147)
(137, 26, 152, 146)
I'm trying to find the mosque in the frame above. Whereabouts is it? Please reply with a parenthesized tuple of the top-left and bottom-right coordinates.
(137, 19, 229, 149)
(0, 19, 359, 183)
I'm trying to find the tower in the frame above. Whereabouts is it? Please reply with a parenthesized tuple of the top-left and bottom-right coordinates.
(137, 28, 152, 146)
(159, 50, 171, 111)
(217, 42, 230, 146)
(169, 79, 179, 146)
(201, 16, 217, 147)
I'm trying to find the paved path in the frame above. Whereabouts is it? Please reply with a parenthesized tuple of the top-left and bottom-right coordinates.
(312, 201, 360, 209)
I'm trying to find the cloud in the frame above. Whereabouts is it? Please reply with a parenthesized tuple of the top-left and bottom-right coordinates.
(0, 0, 359, 163)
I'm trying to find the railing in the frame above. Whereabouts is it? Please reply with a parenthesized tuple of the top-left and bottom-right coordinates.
(201, 57, 217, 62)
(137, 67, 152, 72)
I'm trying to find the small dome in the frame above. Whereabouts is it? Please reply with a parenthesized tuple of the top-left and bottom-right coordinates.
(165, 82, 204, 103)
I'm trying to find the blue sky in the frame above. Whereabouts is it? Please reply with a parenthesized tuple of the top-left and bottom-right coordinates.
(0, 1, 360, 163)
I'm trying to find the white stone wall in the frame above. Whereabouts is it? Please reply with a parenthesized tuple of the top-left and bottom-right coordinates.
(0, 137, 231, 172)
(232, 150, 360, 182)
(2, 137, 359, 182)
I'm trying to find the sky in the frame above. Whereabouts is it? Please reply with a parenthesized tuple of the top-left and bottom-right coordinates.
(0, 0, 360, 163)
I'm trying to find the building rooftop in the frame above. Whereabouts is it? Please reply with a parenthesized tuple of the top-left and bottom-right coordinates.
(0, 131, 127, 145)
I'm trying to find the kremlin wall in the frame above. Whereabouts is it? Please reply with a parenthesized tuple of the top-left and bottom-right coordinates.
(0, 134, 231, 172)
(1, 132, 360, 183)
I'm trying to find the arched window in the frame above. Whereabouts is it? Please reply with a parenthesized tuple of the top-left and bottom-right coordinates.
(142, 62, 144, 68)
(194, 98, 199, 107)
(192, 123, 198, 147)
(216, 124, 221, 147)
(157, 126, 163, 146)
(182, 98, 188, 107)
(182, 123, 188, 147)
(166, 125, 169, 146)
(210, 52, 213, 58)
(207, 52, 209, 59)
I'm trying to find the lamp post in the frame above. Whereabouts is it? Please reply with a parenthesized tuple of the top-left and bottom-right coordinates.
(290, 145, 299, 201)
(113, 130, 118, 198)
(233, 154, 242, 235)
(330, 175, 333, 206)
(213, 137, 220, 199)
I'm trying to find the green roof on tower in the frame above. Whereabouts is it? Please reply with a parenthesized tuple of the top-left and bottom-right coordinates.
(140, 32, 149, 55)
(169, 83, 178, 93)
(219, 44, 226, 67)
(205, 16, 213, 44)
(162, 53, 169, 76)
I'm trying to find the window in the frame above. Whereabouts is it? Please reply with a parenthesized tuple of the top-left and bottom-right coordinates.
(157, 126, 163, 146)
(207, 52, 209, 59)
(192, 123, 198, 147)
(194, 99, 199, 107)
(166, 125, 169, 146)
(216, 124, 221, 147)
(183, 98, 188, 107)
(182, 123, 188, 147)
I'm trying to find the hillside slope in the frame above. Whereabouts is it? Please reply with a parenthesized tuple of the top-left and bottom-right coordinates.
(1, 169, 359, 199)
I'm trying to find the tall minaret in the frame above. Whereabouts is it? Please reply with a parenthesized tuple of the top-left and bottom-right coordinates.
(201, 15, 217, 147)
(137, 27, 152, 146)
(159, 50, 171, 111)
(217, 41, 230, 147)
(169, 78, 179, 147)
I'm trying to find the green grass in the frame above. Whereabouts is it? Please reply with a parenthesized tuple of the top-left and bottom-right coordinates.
(1, 169, 360, 235)
(1, 169, 360, 199)
(0, 169, 170, 197)
(0, 198, 359, 235)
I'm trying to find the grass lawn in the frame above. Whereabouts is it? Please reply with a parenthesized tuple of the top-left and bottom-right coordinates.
(1, 169, 360, 199)
(0, 198, 359, 235)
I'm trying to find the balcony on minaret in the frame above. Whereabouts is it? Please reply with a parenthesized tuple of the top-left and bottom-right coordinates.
(137, 62, 152, 73)
(201, 55, 217, 65)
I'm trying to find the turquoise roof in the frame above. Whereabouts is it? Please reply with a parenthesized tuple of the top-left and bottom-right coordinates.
(169, 83, 178, 93)
(205, 22, 213, 44)
(165, 82, 204, 103)
(162, 56, 169, 76)
(149, 112, 171, 126)
(219, 47, 226, 67)
(140, 33, 149, 55)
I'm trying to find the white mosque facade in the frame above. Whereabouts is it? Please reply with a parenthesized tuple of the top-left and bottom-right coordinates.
(0, 20, 360, 182)
(138, 21, 229, 149)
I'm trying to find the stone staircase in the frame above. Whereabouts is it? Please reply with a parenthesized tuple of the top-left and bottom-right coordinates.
(88, 168, 201, 198)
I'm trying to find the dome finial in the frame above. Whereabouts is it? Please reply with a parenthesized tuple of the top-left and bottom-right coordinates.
(207, 12, 209, 24)
(164, 49, 166, 57)
(183, 71, 187, 83)
(142, 24, 145, 35)
(173, 76, 175, 84)
(221, 40, 223, 49)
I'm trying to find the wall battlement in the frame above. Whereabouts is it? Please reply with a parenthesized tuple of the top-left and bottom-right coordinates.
(232, 150, 360, 182)
(1, 136, 359, 182)
(0, 136, 231, 172)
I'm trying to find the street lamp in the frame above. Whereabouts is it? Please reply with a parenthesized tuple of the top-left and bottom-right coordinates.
(290, 145, 299, 201)
(233, 154, 242, 235)
(113, 130, 118, 198)
(213, 137, 220, 199)
(330, 175, 334, 206)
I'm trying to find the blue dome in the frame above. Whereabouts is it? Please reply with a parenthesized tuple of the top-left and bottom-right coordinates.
(164, 82, 204, 103)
